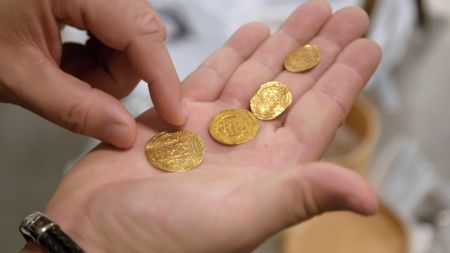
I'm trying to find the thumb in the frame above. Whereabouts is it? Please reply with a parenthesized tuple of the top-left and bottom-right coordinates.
(237, 162, 378, 242)
(12, 50, 136, 148)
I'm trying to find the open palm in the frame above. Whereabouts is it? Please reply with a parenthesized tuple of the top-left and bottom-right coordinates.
(43, 2, 381, 253)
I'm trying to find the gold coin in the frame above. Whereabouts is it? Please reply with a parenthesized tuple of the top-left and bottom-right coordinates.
(284, 44, 321, 72)
(250, 81, 292, 120)
(209, 109, 259, 145)
(145, 130, 205, 172)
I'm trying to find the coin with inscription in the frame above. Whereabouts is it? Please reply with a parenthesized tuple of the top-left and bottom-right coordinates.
(250, 81, 292, 120)
(284, 44, 321, 72)
(209, 109, 259, 145)
(145, 130, 205, 172)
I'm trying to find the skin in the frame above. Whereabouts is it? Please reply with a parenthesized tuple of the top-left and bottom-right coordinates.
(19, 1, 382, 252)
(0, 0, 185, 149)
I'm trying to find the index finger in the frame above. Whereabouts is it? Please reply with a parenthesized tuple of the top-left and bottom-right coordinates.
(127, 33, 186, 126)
(53, 0, 185, 126)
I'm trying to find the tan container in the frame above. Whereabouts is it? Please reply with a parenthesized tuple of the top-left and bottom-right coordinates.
(323, 95, 380, 175)
(282, 206, 409, 253)
(281, 96, 409, 253)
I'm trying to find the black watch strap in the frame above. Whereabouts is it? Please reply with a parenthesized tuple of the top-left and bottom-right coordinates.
(20, 211, 85, 253)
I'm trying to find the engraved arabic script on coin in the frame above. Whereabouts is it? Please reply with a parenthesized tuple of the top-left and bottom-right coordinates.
(284, 44, 321, 72)
(209, 109, 259, 145)
(250, 81, 292, 120)
(145, 130, 205, 172)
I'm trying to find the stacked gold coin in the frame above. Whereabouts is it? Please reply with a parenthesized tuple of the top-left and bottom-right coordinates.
(145, 130, 205, 172)
(284, 44, 321, 73)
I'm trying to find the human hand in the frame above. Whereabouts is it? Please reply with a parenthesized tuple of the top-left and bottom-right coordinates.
(34, 1, 381, 253)
(0, 0, 185, 148)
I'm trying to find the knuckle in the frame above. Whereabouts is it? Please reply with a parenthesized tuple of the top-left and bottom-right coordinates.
(313, 86, 349, 120)
(296, 169, 323, 219)
(63, 94, 91, 134)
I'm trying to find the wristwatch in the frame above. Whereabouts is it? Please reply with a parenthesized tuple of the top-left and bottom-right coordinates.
(20, 211, 85, 253)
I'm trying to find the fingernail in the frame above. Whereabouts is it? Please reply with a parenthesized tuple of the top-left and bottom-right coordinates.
(142, 18, 160, 34)
(173, 100, 188, 126)
(105, 124, 129, 148)
(145, 20, 159, 33)
(182, 99, 188, 122)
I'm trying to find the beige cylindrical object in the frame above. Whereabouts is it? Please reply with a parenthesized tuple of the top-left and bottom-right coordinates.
(323, 95, 380, 175)
(282, 207, 408, 253)
(281, 96, 409, 253)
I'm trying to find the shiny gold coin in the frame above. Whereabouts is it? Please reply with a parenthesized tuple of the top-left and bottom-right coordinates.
(145, 130, 205, 172)
(284, 44, 321, 72)
(209, 109, 259, 145)
(250, 81, 292, 120)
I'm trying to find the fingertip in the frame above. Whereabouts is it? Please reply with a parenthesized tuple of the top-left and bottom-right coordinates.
(356, 185, 380, 216)
(308, 0, 333, 17)
(365, 38, 383, 66)
(318, 6, 370, 48)
(162, 98, 188, 127)
(338, 38, 383, 82)
(242, 21, 271, 36)
(343, 186, 379, 217)
(149, 84, 187, 127)
(227, 22, 271, 52)
(335, 6, 370, 28)
(301, 162, 378, 216)
(279, 0, 332, 39)
(152, 101, 186, 127)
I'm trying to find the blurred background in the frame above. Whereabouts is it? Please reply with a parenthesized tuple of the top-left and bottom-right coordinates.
(1, 0, 450, 252)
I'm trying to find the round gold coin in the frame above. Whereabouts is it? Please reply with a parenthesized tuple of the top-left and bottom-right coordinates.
(209, 109, 259, 145)
(284, 44, 321, 72)
(145, 130, 205, 172)
(250, 81, 292, 120)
